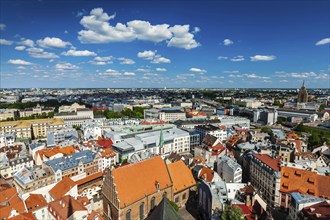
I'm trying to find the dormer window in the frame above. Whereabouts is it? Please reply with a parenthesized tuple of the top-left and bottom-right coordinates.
(155, 181, 160, 191)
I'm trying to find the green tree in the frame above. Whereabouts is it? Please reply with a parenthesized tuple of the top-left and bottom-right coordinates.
(295, 123, 305, 132)
(221, 205, 244, 220)
(319, 104, 326, 111)
(261, 126, 273, 135)
(308, 133, 321, 147)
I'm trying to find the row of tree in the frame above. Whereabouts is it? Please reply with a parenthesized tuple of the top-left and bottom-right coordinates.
(94, 106, 148, 119)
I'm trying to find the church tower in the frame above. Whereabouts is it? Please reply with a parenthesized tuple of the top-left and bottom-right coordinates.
(297, 80, 308, 103)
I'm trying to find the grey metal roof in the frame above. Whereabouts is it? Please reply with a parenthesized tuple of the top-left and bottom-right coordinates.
(45, 150, 97, 171)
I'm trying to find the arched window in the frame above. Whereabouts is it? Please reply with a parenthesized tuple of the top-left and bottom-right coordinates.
(163, 191, 167, 198)
(140, 202, 144, 220)
(151, 197, 155, 209)
(126, 209, 131, 220)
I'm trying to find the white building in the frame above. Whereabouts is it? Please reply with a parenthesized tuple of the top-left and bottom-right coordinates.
(54, 109, 94, 126)
(0, 132, 15, 148)
(195, 124, 227, 143)
(158, 109, 186, 122)
(217, 155, 242, 183)
(59, 103, 86, 113)
(112, 128, 190, 162)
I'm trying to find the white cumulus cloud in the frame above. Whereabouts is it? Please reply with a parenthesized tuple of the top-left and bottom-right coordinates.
(156, 68, 167, 72)
(230, 56, 245, 62)
(62, 49, 97, 56)
(151, 55, 171, 64)
(223, 39, 233, 46)
(26, 47, 59, 59)
(189, 68, 207, 74)
(217, 56, 228, 60)
(8, 59, 32, 65)
(123, 72, 136, 76)
(137, 50, 156, 60)
(250, 55, 276, 61)
(19, 39, 34, 47)
(37, 37, 71, 48)
(118, 57, 135, 65)
(15, 46, 26, 51)
(316, 38, 330, 46)
(0, 39, 13, 45)
(56, 62, 79, 70)
(78, 8, 199, 49)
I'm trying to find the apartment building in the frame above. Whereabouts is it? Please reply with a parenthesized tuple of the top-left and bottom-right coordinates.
(249, 153, 281, 208)
(195, 124, 227, 143)
(13, 166, 55, 194)
(217, 155, 242, 183)
(45, 150, 102, 182)
(0, 118, 66, 139)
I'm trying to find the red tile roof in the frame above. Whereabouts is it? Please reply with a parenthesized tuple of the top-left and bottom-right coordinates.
(0, 187, 26, 219)
(111, 156, 172, 208)
(75, 172, 103, 186)
(301, 201, 330, 220)
(49, 176, 77, 200)
(8, 213, 36, 220)
(48, 195, 87, 220)
(253, 153, 281, 171)
(97, 137, 113, 148)
(25, 194, 47, 212)
(198, 167, 215, 182)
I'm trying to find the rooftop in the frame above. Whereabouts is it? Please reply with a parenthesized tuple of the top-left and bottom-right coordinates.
(167, 160, 196, 193)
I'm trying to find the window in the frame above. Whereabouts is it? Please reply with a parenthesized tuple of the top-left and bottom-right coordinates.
(151, 197, 155, 210)
(126, 209, 131, 220)
(175, 197, 179, 203)
(182, 193, 186, 200)
(139, 202, 144, 220)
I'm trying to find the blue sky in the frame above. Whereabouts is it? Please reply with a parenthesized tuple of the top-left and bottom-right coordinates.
(0, 0, 329, 88)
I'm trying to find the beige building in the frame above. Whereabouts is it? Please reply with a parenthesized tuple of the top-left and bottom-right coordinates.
(19, 104, 55, 117)
(58, 103, 86, 113)
(0, 109, 18, 121)
(0, 118, 65, 139)
(13, 166, 55, 194)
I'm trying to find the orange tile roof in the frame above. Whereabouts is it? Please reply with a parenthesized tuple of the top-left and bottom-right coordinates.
(288, 140, 303, 153)
(198, 167, 215, 182)
(192, 156, 205, 165)
(49, 176, 77, 200)
(0, 187, 26, 219)
(87, 210, 102, 220)
(75, 172, 103, 186)
(287, 133, 299, 139)
(167, 161, 196, 193)
(8, 213, 36, 220)
(111, 156, 173, 208)
(253, 153, 281, 171)
(37, 146, 76, 160)
(280, 166, 330, 199)
(101, 148, 116, 158)
(25, 194, 47, 212)
(227, 135, 241, 146)
(48, 195, 87, 220)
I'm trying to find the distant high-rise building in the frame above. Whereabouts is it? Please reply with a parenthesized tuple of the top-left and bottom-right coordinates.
(297, 81, 308, 103)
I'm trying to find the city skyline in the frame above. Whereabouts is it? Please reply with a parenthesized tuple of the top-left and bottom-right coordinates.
(0, 0, 329, 88)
